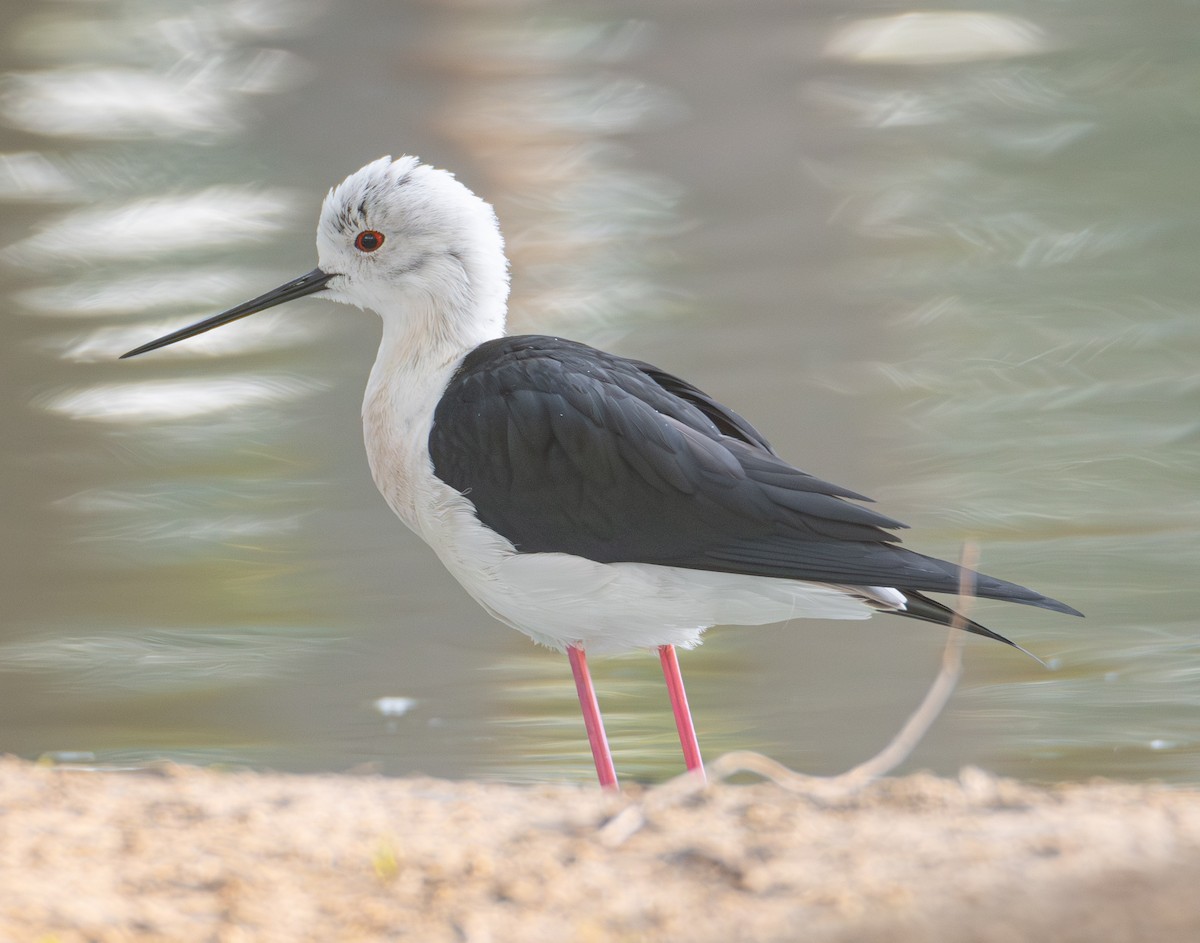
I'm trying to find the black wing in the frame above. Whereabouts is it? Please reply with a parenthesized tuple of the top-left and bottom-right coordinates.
(429, 336, 1080, 622)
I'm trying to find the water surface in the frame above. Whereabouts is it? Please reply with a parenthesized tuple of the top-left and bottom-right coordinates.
(1, 0, 1196, 784)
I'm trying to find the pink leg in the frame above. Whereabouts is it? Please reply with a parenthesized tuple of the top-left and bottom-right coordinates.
(658, 644, 706, 781)
(566, 645, 618, 790)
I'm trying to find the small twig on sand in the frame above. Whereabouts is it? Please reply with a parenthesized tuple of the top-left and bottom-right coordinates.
(600, 544, 981, 846)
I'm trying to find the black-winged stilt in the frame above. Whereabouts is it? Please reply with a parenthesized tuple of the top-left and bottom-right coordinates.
(121, 156, 1080, 790)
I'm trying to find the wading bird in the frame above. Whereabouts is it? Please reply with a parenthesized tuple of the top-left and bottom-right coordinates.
(122, 156, 1079, 789)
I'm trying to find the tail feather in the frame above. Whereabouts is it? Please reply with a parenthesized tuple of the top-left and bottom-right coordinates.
(893, 590, 1046, 666)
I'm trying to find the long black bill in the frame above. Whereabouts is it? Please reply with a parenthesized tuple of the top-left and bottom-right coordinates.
(120, 267, 335, 359)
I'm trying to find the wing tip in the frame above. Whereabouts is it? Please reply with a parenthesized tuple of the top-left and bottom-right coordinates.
(1005, 591, 1084, 619)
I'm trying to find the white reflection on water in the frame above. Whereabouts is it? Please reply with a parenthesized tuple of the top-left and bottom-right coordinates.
(0, 151, 83, 203)
(10, 1, 324, 63)
(16, 267, 269, 317)
(807, 78, 1096, 152)
(1, 0, 314, 140)
(58, 480, 313, 518)
(0, 67, 243, 139)
(0, 630, 335, 696)
(3, 187, 295, 268)
(824, 12, 1049, 65)
(36, 375, 326, 423)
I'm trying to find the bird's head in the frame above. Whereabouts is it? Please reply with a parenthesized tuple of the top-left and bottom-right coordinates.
(316, 156, 508, 324)
(120, 156, 510, 360)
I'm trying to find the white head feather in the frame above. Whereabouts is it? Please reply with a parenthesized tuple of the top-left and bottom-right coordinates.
(316, 156, 510, 355)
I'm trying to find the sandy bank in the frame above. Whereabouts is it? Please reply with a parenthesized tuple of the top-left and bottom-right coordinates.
(1, 757, 1198, 942)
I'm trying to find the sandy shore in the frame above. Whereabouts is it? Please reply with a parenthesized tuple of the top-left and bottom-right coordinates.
(2, 756, 1198, 942)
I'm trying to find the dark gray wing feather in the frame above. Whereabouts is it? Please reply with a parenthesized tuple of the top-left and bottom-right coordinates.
(429, 336, 1080, 620)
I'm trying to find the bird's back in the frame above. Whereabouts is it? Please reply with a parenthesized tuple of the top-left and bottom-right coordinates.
(429, 335, 1078, 620)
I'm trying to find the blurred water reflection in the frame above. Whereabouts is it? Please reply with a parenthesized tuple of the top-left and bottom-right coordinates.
(0, 629, 334, 696)
(55, 480, 309, 565)
(37, 375, 326, 423)
(0, 151, 83, 201)
(1, 0, 313, 139)
(824, 12, 1049, 65)
(6, 187, 294, 266)
(437, 15, 682, 339)
(1, 0, 1197, 784)
(17, 268, 266, 317)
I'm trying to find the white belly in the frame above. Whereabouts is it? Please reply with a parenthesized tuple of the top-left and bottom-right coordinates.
(418, 476, 883, 655)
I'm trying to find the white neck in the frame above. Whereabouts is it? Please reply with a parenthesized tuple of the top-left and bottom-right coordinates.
(360, 275, 506, 535)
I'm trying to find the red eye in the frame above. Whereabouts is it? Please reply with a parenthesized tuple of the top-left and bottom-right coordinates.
(354, 230, 385, 252)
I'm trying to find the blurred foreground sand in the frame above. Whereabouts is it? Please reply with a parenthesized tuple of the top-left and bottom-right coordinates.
(2, 756, 1198, 942)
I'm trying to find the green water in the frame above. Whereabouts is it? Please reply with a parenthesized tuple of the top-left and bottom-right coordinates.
(0, 0, 1196, 783)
